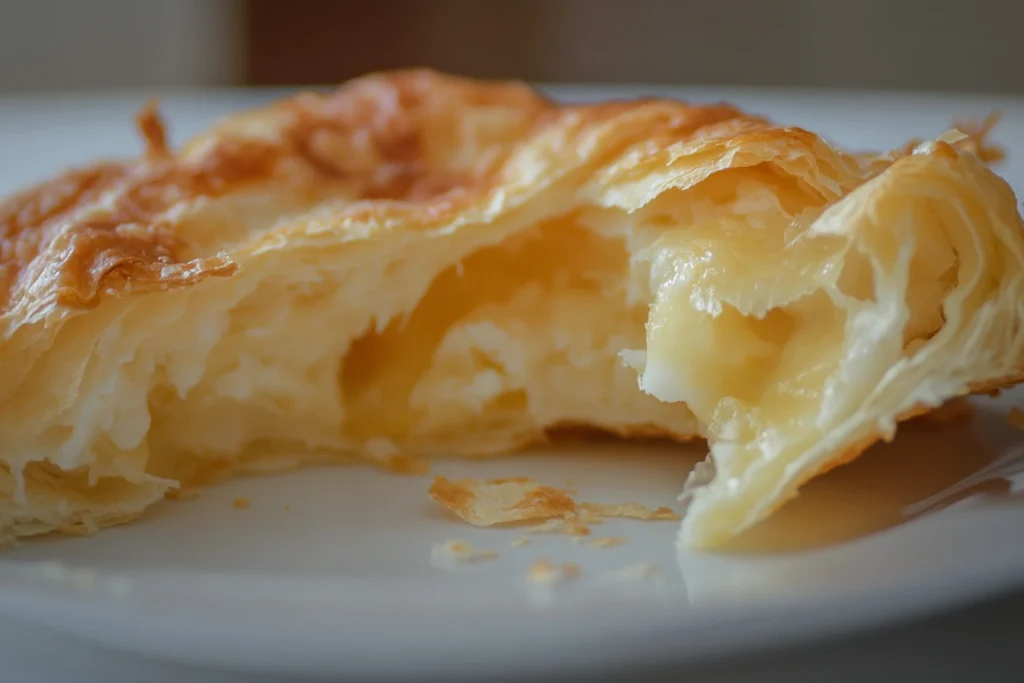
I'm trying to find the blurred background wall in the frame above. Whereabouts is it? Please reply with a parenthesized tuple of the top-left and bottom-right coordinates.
(0, 0, 244, 92)
(0, 0, 1022, 94)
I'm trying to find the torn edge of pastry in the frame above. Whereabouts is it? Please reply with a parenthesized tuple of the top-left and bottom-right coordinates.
(428, 476, 680, 536)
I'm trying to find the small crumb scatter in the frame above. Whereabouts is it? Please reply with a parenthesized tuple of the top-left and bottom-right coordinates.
(283, 504, 291, 511)
(528, 512, 594, 537)
(564, 514, 595, 536)
(431, 538, 499, 565)
(429, 476, 576, 526)
(510, 537, 530, 547)
(579, 502, 681, 521)
(232, 497, 250, 510)
(527, 518, 565, 534)
(528, 558, 581, 584)
(1008, 407, 1024, 430)
(529, 559, 557, 584)
(589, 537, 628, 548)
(430, 476, 679, 537)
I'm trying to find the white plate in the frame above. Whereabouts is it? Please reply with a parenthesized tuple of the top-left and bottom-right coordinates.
(2, 87, 1024, 680)
(2, 393, 1024, 680)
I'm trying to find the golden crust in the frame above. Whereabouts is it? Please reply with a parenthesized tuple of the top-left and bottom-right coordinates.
(1, 68, 1023, 551)
(0, 70, 758, 322)
(1, 69, 999, 325)
(2, 68, 1001, 326)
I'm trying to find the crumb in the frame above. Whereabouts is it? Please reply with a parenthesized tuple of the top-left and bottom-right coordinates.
(529, 518, 587, 536)
(565, 517, 593, 536)
(920, 398, 974, 425)
(429, 476, 680, 532)
(1009, 407, 1024, 430)
(589, 537, 628, 548)
(382, 455, 431, 476)
(284, 504, 291, 511)
(232, 497, 250, 510)
(529, 559, 558, 584)
(448, 539, 470, 554)
(526, 518, 564, 534)
(578, 502, 681, 521)
(428, 476, 576, 526)
(431, 538, 499, 564)
(510, 537, 531, 547)
(526, 513, 594, 537)
(651, 506, 681, 520)
(528, 559, 581, 584)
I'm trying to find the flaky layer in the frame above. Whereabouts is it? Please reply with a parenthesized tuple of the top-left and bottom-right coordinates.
(1, 69, 1023, 549)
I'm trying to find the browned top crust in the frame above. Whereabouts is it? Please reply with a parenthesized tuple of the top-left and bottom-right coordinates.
(0, 69, 778, 322)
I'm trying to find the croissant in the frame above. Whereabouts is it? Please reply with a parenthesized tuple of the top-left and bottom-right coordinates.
(1, 69, 1022, 551)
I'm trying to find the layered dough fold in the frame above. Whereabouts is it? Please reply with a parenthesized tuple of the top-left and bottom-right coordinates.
(1, 70, 1022, 549)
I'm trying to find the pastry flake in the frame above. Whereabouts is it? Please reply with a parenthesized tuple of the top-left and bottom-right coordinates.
(429, 475, 682, 533)
(428, 476, 576, 526)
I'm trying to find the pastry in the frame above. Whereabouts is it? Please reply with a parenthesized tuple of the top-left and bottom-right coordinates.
(1, 69, 1021, 550)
